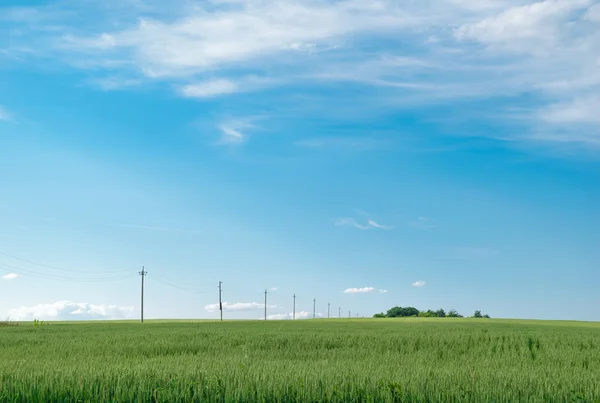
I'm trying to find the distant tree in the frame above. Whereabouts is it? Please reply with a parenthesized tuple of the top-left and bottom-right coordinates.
(435, 309, 446, 318)
(447, 309, 462, 318)
(418, 310, 436, 317)
(473, 310, 483, 318)
(373, 313, 386, 318)
(483, 314, 490, 319)
(386, 306, 419, 318)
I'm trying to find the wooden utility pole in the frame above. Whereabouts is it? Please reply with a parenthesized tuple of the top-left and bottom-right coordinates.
(349, 310, 351, 319)
(293, 294, 296, 320)
(338, 306, 341, 318)
(328, 302, 330, 319)
(139, 266, 147, 323)
(313, 298, 316, 319)
(218, 281, 223, 322)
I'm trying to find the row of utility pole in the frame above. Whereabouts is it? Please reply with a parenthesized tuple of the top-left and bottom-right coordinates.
(137, 272, 360, 322)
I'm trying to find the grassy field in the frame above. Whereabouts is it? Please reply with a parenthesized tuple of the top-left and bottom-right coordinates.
(0, 318, 599, 402)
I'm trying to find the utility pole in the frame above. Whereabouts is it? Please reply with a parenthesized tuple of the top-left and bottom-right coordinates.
(349, 310, 351, 318)
(218, 281, 223, 322)
(313, 298, 316, 319)
(328, 303, 330, 319)
(338, 306, 341, 319)
(139, 266, 147, 323)
(293, 294, 296, 320)
(264, 289, 268, 320)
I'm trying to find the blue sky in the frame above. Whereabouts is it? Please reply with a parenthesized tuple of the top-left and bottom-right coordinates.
(1, 0, 599, 321)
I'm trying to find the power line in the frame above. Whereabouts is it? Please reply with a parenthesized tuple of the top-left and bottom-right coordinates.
(146, 275, 211, 294)
(0, 251, 132, 275)
(0, 263, 135, 282)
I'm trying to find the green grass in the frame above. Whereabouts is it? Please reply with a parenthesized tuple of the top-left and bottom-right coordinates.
(0, 318, 599, 402)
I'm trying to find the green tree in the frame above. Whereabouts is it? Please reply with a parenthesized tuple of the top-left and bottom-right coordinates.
(373, 313, 386, 318)
(418, 310, 436, 317)
(435, 309, 446, 318)
(447, 309, 463, 318)
(386, 306, 419, 318)
(474, 310, 483, 318)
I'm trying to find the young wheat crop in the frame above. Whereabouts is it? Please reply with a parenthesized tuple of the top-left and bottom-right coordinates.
(0, 319, 598, 402)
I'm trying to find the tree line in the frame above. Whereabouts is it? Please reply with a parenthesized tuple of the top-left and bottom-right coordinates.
(373, 306, 490, 319)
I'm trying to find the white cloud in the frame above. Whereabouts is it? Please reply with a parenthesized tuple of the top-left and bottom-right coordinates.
(204, 302, 277, 312)
(344, 287, 387, 294)
(269, 287, 278, 292)
(335, 218, 391, 230)
(5, 0, 600, 148)
(181, 79, 239, 98)
(219, 125, 246, 144)
(89, 76, 141, 91)
(213, 117, 262, 145)
(63, 1, 422, 78)
(0, 106, 12, 121)
(539, 95, 600, 125)
(266, 311, 321, 320)
(455, 0, 590, 53)
(412, 280, 426, 287)
(585, 4, 600, 21)
(181, 76, 274, 98)
(8, 301, 135, 321)
(1, 273, 18, 280)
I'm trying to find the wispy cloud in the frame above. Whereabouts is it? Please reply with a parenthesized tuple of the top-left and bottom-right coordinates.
(0, 106, 12, 122)
(112, 223, 200, 233)
(181, 79, 239, 98)
(1, 273, 18, 280)
(8, 301, 134, 321)
(89, 76, 142, 91)
(204, 302, 277, 313)
(181, 76, 274, 98)
(344, 287, 387, 294)
(214, 117, 263, 145)
(265, 311, 321, 320)
(412, 280, 426, 287)
(5, 0, 600, 148)
(335, 218, 392, 230)
(410, 217, 435, 230)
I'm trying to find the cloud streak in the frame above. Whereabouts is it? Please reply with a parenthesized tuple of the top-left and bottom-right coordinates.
(4, 0, 600, 147)
(8, 301, 134, 321)
(344, 287, 387, 294)
(0, 106, 12, 121)
(204, 302, 277, 313)
(412, 280, 426, 287)
(265, 311, 322, 320)
(1, 273, 18, 280)
(335, 218, 392, 230)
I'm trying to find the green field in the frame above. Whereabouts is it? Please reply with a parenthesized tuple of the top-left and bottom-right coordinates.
(0, 318, 599, 402)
